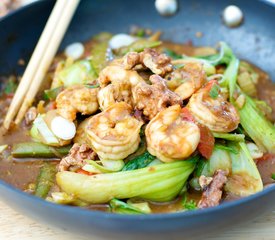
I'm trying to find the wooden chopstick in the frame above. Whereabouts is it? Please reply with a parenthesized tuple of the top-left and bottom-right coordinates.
(3, 0, 80, 129)
(3, 0, 67, 130)
(15, 0, 80, 125)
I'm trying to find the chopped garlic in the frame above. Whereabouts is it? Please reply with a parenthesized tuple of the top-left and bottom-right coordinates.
(223, 5, 243, 28)
(155, 0, 178, 16)
(51, 116, 76, 140)
(65, 42, 84, 60)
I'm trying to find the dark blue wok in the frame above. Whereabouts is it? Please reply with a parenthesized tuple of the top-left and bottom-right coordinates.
(0, 1, 274, 239)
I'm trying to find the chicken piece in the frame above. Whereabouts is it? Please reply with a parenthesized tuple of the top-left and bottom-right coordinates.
(187, 80, 240, 132)
(166, 62, 207, 100)
(86, 102, 143, 160)
(58, 143, 96, 171)
(198, 170, 228, 209)
(145, 104, 200, 162)
(123, 48, 173, 76)
(56, 85, 99, 121)
(132, 74, 182, 119)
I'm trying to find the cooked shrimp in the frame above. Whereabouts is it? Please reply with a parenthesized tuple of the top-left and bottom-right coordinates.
(86, 102, 143, 160)
(98, 65, 144, 87)
(166, 62, 206, 100)
(56, 85, 99, 121)
(145, 104, 200, 162)
(97, 65, 144, 109)
(187, 81, 240, 132)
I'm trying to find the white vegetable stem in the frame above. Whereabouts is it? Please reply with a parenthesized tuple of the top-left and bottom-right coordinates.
(155, 0, 178, 16)
(101, 159, 125, 171)
(109, 34, 136, 50)
(51, 116, 76, 140)
(65, 42, 84, 60)
(246, 142, 263, 159)
(223, 5, 243, 28)
(33, 115, 59, 145)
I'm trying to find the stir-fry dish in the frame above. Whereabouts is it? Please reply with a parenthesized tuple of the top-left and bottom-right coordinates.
(0, 29, 274, 214)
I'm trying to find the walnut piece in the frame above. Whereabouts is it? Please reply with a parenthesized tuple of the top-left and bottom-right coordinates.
(132, 74, 182, 119)
(58, 143, 96, 171)
(198, 170, 228, 209)
(123, 48, 173, 76)
(25, 106, 37, 125)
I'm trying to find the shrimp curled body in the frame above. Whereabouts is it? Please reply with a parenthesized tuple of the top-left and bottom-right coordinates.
(187, 82, 240, 132)
(86, 102, 143, 160)
(56, 85, 99, 121)
(97, 65, 144, 110)
(145, 105, 200, 162)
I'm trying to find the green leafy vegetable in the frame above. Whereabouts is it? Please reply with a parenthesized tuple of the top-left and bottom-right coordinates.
(43, 87, 63, 101)
(56, 159, 196, 203)
(116, 39, 161, 56)
(214, 144, 238, 154)
(90, 41, 109, 74)
(200, 146, 232, 177)
(220, 56, 240, 101)
(53, 60, 97, 88)
(272, 174, 275, 181)
(122, 151, 155, 171)
(33, 115, 59, 145)
(163, 48, 182, 59)
(209, 83, 220, 99)
(47, 192, 88, 207)
(225, 142, 263, 196)
(84, 83, 100, 89)
(35, 162, 57, 198)
(236, 95, 275, 153)
(4, 76, 17, 95)
(182, 194, 197, 211)
(109, 199, 147, 214)
(12, 142, 71, 158)
(83, 160, 118, 174)
(212, 132, 245, 142)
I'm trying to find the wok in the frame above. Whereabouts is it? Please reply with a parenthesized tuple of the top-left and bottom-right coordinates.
(0, 0, 274, 239)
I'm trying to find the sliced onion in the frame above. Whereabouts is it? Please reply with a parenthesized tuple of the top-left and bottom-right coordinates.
(109, 34, 136, 50)
(65, 42, 84, 60)
(51, 116, 76, 140)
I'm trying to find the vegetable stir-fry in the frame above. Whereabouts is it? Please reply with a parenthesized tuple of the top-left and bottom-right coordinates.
(0, 30, 275, 214)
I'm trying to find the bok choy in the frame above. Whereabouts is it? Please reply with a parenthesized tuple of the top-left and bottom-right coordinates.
(236, 95, 275, 154)
(225, 142, 263, 196)
(56, 159, 196, 204)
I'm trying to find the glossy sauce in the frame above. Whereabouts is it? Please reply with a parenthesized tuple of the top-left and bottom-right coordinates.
(0, 41, 274, 213)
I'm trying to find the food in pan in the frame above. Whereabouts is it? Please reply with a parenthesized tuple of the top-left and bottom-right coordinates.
(0, 29, 274, 214)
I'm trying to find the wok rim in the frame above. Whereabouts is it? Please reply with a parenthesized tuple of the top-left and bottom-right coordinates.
(0, 0, 274, 221)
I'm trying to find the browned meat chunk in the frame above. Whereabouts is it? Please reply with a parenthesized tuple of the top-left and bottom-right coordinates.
(132, 74, 182, 119)
(123, 48, 173, 76)
(198, 170, 228, 209)
(25, 107, 38, 125)
(58, 143, 96, 171)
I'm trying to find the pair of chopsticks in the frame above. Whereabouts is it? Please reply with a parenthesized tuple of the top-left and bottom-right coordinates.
(3, 0, 80, 130)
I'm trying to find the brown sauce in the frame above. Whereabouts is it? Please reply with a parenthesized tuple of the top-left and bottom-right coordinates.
(0, 40, 274, 214)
